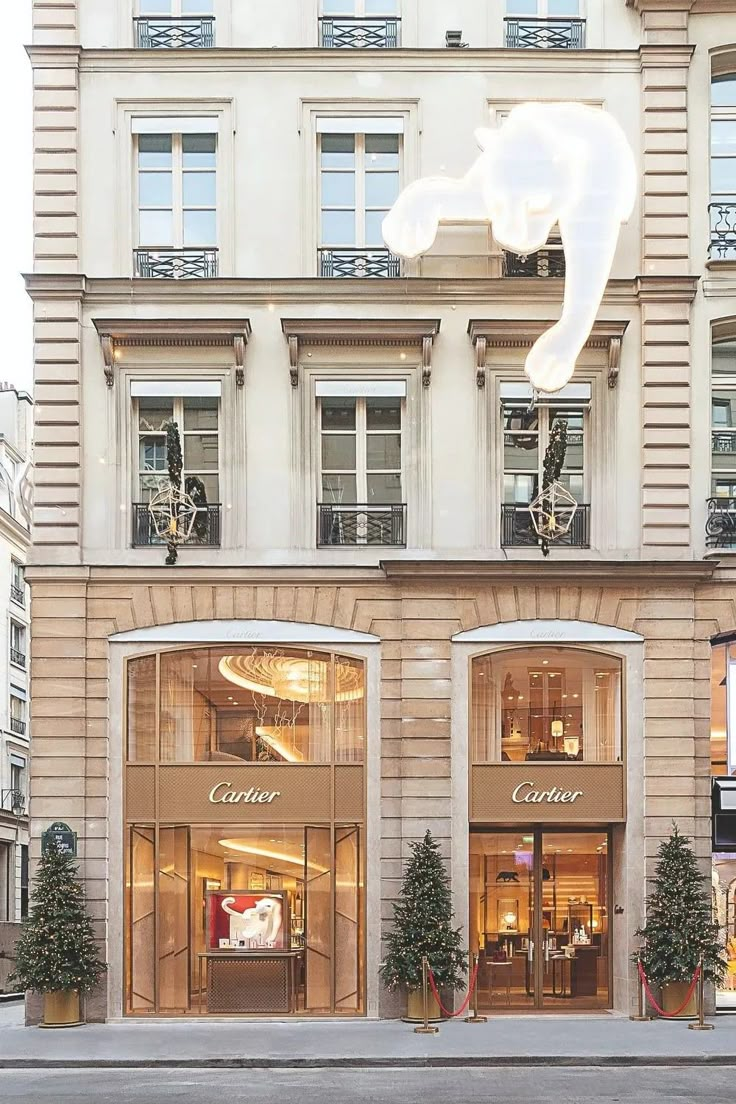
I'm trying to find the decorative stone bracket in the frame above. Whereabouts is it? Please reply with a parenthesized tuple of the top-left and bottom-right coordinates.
(468, 319, 629, 390)
(93, 319, 252, 388)
(281, 318, 441, 387)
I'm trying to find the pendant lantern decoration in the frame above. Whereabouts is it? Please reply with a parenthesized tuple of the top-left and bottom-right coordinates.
(147, 420, 199, 565)
(528, 417, 577, 556)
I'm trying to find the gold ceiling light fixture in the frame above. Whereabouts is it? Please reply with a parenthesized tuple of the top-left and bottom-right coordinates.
(218, 653, 364, 704)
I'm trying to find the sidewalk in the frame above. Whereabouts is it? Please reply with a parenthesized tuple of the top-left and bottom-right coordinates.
(0, 1001, 735, 1068)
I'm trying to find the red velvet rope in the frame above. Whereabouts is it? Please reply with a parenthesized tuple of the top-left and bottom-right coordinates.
(427, 960, 479, 1018)
(637, 959, 701, 1018)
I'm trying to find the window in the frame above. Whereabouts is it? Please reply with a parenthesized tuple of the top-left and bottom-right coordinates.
(136, 395, 219, 503)
(10, 561, 24, 607)
(9, 622, 26, 669)
(711, 76, 736, 259)
(319, 129, 401, 276)
(471, 647, 622, 764)
(502, 404, 585, 505)
(0, 843, 9, 922)
(135, 1, 214, 49)
(10, 689, 26, 736)
(139, 0, 212, 12)
(20, 845, 28, 918)
(137, 133, 216, 250)
(505, 0, 584, 48)
(10, 759, 25, 797)
(320, 1, 400, 49)
(711, 342, 736, 498)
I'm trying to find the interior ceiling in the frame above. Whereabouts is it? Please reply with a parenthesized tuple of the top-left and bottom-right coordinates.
(470, 833, 607, 856)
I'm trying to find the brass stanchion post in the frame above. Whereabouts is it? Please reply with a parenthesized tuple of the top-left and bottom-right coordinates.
(464, 952, 487, 1024)
(688, 958, 714, 1031)
(414, 955, 439, 1035)
(630, 959, 653, 1021)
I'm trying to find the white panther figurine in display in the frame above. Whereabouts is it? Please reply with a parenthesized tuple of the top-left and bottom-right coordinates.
(382, 103, 636, 393)
(220, 896, 283, 946)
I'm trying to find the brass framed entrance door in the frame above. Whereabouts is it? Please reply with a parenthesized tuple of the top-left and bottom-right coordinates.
(470, 828, 611, 1011)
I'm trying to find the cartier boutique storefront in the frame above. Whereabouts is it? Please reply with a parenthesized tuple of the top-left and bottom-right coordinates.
(123, 644, 367, 1017)
(458, 633, 633, 1014)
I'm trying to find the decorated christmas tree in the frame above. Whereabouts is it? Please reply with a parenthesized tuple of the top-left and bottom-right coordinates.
(381, 830, 467, 992)
(11, 839, 105, 995)
(636, 824, 725, 986)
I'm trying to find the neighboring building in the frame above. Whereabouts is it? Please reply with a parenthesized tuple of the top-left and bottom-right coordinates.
(24, 0, 736, 1020)
(0, 386, 32, 992)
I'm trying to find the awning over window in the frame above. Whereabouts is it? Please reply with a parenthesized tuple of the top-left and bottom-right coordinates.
(315, 380, 406, 398)
(132, 117, 219, 135)
(316, 117, 404, 134)
(500, 382, 592, 408)
(130, 381, 222, 398)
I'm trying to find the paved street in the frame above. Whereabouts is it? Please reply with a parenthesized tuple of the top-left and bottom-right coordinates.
(1, 1067, 735, 1104)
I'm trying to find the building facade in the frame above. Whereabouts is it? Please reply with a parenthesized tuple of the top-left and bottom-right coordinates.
(25, 0, 736, 1019)
(0, 386, 33, 992)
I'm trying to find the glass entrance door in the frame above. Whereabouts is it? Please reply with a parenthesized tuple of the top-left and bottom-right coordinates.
(470, 828, 610, 1011)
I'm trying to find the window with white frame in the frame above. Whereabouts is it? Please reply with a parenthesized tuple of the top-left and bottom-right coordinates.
(136, 130, 217, 249)
(317, 382, 405, 546)
(318, 121, 402, 275)
(505, 0, 584, 48)
(10, 561, 24, 607)
(711, 341, 736, 497)
(322, 0, 398, 13)
(711, 76, 736, 260)
(320, 1, 400, 48)
(9, 622, 26, 669)
(139, 0, 212, 12)
(134, 390, 220, 505)
(501, 388, 588, 506)
(506, 0, 580, 13)
(10, 687, 26, 735)
(10, 757, 25, 798)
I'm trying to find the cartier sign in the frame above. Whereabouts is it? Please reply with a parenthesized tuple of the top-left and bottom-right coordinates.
(471, 763, 626, 823)
(511, 782, 583, 805)
(209, 783, 281, 805)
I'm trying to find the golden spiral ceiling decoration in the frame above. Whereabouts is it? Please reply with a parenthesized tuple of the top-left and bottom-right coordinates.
(218, 653, 364, 704)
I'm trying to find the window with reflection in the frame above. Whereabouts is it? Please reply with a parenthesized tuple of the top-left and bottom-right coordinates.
(472, 647, 622, 763)
(711, 75, 736, 259)
(127, 647, 365, 764)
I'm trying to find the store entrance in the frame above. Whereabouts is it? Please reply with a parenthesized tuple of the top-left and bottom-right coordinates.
(469, 828, 611, 1011)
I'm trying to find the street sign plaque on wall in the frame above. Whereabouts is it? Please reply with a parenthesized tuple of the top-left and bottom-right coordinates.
(41, 821, 77, 858)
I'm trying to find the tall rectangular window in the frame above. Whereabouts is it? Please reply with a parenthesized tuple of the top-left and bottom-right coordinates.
(139, 0, 212, 11)
(9, 621, 26, 668)
(0, 843, 9, 922)
(320, 396, 402, 505)
(10, 690, 26, 735)
(711, 77, 736, 259)
(711, 342, 736, 497)
(502, 405, 586, 506)
(20, 845, 28, 919)
(136, 395, 220, 504)
(10, 561, 24, 607)
(320, 132, 399, 249)
(137, 133, 217, 249)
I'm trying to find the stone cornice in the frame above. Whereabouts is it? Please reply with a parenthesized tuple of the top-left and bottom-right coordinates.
(281, 318, 440, 387)
(92, 317, 252, 387)
(379, 558, 718, 584)
(638, 44, 695, 66)
(626, 0, 694, 11)
(469, 319, 629, 388)
(634, 275, 700, 302)
(25, 44, 81, 68)
(25, 274, 642, 307)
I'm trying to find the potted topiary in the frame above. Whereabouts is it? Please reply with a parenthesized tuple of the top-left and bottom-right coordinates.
(635, 824, 725, 1018)
(11, 838, 106, 1027)
(380, 830, 467, 1021)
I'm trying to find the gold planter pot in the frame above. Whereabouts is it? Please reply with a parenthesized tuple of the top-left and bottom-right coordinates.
(41, 990, 82, 1028)
(405, 985, 442, 1023)
(660, 981, 697, 1020)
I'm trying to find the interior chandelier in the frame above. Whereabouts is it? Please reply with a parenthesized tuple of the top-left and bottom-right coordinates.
(218, 653, 364, 704)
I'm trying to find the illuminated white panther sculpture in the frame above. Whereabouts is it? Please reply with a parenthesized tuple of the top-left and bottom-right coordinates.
(382, 103, 636, 393)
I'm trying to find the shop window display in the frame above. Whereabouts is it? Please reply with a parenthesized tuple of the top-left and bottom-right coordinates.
(471, 647, 622, 764)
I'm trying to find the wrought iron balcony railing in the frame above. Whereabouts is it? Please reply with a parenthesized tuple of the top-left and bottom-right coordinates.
(317, 503, 406, 547)
(10, 648, 26, 668)
(10, 584, 24, 607)
(319, 247, 400, 278)
(319, 15, 400, 48)
(706, 497, 736, 548)
(10, 718, 26, 736)
(712, 429, 736, 457)
(134, 248, 219, 279)
(709, 202, 736, 260)
(134, 16, 215, 48)
(132, 503, 221, 548)
(503, 248, 565, 277)
(501, 504, 590, 549)
(504, 16, 586, 49)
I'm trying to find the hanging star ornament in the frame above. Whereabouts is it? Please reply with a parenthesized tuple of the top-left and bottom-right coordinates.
(147, 484, 199, 565)
(528, 480, 578, 543)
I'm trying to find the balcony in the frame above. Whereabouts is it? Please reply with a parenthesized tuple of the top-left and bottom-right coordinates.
(319, 16, 400, 48)
(706, 497, 736, 548)
(317, 503, 406, 547)
(134, 248, 219, 279)
(132, 503, 221, 548)
(10, 584, 24, 607)
(10, 649, 25, 669)
(503, 247, 565, 278)
(709, 202, 736, 260)
(504, 16, 585, 49)
(501, 504, 590, 549)
(10, 718, 26, 737)
(319, 247, 400, 278)
(134, 16, 215, 48)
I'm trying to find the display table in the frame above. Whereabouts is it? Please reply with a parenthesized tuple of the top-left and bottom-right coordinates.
(551, 946, 598, 999)
(486, 960, 513, 1006)
(197, 951, 302, 1014)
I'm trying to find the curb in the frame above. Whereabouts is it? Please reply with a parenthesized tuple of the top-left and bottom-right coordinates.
(0, 1055, 735, 1070)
